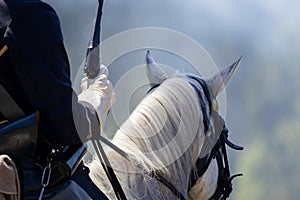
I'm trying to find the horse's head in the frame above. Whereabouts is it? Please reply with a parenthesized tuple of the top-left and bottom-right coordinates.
(145, 50, 241, 199)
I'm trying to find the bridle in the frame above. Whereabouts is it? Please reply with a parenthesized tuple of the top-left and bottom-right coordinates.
(186, 74, 244, 200)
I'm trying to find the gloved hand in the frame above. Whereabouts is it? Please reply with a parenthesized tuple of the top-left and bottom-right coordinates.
(78, 64, 114, 132)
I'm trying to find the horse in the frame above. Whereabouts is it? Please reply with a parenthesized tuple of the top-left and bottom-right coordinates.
(87, 50, 241, 200)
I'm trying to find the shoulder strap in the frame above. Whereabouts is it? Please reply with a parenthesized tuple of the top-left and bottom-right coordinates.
(0, 84, 25, 120)
(0, 45, 8, 57)
(0, 45, 8, 56)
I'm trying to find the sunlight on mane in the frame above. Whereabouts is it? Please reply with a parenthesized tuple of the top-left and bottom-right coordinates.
(112, 77, 205, 174)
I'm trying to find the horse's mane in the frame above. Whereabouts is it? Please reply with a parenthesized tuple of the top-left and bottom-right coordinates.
(112, 76, 205, 175)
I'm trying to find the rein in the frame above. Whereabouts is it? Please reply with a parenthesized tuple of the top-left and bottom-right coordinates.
(98, 136, 187, 200)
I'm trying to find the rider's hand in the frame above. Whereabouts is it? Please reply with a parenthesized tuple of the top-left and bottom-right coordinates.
(78, 64, 114, 132)
(80, 64, 109, 91)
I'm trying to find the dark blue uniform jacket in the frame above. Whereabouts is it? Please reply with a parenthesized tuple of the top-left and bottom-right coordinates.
(0, 0, 100, 148)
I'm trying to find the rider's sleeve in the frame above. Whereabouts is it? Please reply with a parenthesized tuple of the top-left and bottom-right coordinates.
(3, 2, 100, 147)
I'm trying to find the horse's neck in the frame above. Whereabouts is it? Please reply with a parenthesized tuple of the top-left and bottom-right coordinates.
(88, 148, 190, 200)
(112, 132, 195, 197)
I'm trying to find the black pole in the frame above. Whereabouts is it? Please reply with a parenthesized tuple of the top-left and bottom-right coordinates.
(84, 0, 104, 79)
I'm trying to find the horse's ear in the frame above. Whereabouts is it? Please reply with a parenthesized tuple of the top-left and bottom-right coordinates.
(146, 50, 167, 86)
(206, 56, 241, 97)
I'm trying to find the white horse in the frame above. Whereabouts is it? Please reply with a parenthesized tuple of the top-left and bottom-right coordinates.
(87, 51, 239, 200)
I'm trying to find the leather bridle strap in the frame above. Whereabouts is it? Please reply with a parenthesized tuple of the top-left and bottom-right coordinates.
(150, 171, 186, 200)
(188, 154, 211, 190)
(187, 75, 212, 133)
(188, 123, 243, 199)
(208, 125, 243, 200)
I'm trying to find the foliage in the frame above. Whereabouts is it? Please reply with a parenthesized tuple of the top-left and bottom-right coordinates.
(233, 96, 300, 200)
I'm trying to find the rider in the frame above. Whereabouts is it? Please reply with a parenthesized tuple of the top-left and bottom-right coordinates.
(0, 0, 111, 199)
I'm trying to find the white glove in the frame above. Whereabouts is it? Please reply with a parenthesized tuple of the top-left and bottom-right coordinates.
(78, 64, 114, 131)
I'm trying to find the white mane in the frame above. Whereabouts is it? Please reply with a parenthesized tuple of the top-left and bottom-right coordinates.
(112, 77, 205, 179)
(88, 76, 217, 199)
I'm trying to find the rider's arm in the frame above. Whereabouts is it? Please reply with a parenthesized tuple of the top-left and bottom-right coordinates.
(3, 1, 100, 147)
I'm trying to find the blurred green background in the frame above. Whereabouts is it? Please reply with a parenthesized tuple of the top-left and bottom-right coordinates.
(45, 0, 300, 199)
